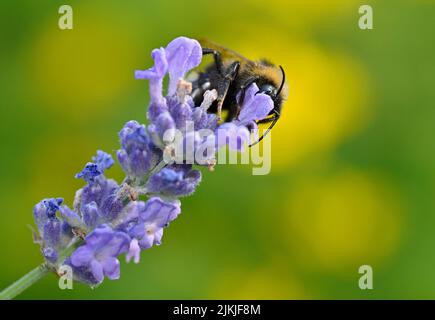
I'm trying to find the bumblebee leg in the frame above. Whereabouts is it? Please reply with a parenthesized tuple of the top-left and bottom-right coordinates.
(256, 116, 275, 124)
(202, 48, 224, 76)
(249, 110, 280, 147)
(216, 61, 240, 121)
(202, 48, 240, 120)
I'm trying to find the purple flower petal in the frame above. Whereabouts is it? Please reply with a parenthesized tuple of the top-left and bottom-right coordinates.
(147, 166, 201, 197)
(43, 198, 64, 218)
(43, 220, 61, 248)
(192, 106, 218, 131)
(138, 233, 154, 249)
(75, 163, 101, 184)
(80, 176, 118, 209)
(33, 204, 48, 232)
(43, 247, 58, 263)
(217, 122, 251, 151)
(69, 225, 129, 284)
(165, 37, 202, 95)
(129, 222, 146, 239)
(70, 245, 94, 267)
(122, 201, 142, 222)
(135, 47, 168, 103)
(59, 205, 82, 228)
(90, 260, 104, 284)
(34, 198, 64, 232)
(101, 257, 120, 280)
(139, 197, 180, 226)
(153, 111, 176, 147)
(154, 228, 164, 246)
(82, 201, 99, 228)
(96, 230, 130, 258)
(237, 83, 274, 124)
(127, 198, 180, 250)
(195, 134, 217, 165)
(84, 225, 129, 255)
(92, 150, 114, 173)
(126, 239, 141, 264)
(118, 121, 160, 178)
(135, 48, 168, 80)
(171, 101, 193, 130)
(100, 193, 123, 221)
(148, 99, 169, 123)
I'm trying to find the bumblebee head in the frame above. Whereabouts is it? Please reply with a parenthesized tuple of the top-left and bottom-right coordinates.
(249, 65, 286, 147)
(255, 65, 286, 113)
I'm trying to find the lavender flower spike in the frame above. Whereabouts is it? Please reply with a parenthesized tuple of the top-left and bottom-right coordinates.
(17, 36, 274, 293)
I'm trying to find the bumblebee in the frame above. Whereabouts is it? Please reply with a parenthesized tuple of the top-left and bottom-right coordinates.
(191, 40, 288, 146)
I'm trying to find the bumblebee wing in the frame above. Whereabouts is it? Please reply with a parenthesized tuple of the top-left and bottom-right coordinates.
(199, 39, 253, 65)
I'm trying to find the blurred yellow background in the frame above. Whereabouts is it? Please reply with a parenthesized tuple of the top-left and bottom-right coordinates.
(1, 0, 434, 299)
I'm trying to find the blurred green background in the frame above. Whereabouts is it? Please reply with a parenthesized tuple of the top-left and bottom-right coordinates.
(1, 0, 434, 299)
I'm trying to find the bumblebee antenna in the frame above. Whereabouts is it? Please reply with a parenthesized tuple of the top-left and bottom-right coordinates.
(275, 65, 286, 98)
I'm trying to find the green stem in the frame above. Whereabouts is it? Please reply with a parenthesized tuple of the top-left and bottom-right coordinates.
(0, 263, 50, 300)
(0, 238, 83, 300)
